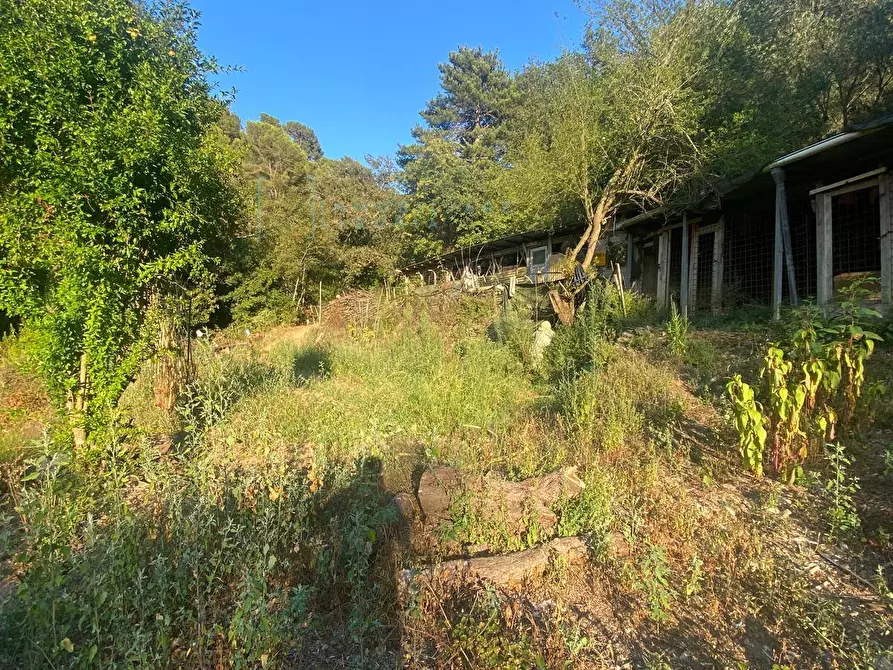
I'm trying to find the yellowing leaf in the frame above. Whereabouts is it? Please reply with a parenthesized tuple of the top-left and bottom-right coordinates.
(60, 638, 74, 653)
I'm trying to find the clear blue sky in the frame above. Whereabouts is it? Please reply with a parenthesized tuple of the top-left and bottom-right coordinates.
(190, 0, 589, 162)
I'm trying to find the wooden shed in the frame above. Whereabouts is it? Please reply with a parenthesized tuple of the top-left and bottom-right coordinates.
(620, 115, 893, 317)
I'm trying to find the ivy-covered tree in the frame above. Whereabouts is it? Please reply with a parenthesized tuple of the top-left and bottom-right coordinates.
(0, 0, 242, 446)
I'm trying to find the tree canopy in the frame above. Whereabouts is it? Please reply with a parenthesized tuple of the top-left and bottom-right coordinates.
(395, 0, 893, 265)
(0, 0, 241, 443)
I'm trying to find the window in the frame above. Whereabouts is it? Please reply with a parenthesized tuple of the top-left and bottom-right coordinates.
(529, 246, 548, 268)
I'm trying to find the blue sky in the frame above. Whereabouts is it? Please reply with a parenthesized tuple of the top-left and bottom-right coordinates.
(190, 1, 589, 162)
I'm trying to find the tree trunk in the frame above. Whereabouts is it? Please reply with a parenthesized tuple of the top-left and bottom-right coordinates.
(417, 466, 585, 536)
(400, 536, 588, 591)
(69, 351, 88, 449)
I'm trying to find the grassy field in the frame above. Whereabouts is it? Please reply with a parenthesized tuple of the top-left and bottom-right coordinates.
(1, 287, 892, 669)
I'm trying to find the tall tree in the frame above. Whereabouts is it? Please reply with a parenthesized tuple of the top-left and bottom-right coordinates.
(697, 0, 893, 179)
(285, 121, 324, 161)
(0, 0, 242, 445)
(398, 47, 520, 255)
(223, 115, 399, 324)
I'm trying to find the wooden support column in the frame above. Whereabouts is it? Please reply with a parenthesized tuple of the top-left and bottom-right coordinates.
(772, 177, 784, 320)
(711, 216, 725, 315)
(625, 233, 635, 288)
(772, 168, 798, 313)
(879, 172, 893, 306)
(680, 212, 690, 318)
(656, 230, 670, 310)
(815, 192, 834, 308)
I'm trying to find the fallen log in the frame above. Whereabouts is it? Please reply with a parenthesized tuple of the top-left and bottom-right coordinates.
(401, 536, 588, 591)
(417, 466, 585, 535)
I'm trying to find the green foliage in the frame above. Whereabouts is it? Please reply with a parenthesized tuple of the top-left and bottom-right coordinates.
(434, 587, 541, 669)
(667, 299, 689, 358)
(398, 47, 519, 253)
(726, 375, 768, 476)
(0, 0, 242, 440)
(0, 435, 397, 669)
(555, 345, 674, 455)
(490, 306, 534, 368)
(216, 113, 401, 326)
(823, 442, 862, 540)
(727, 278, 884, 481)
(541, 279, 624, 381)
(638, 545, 673, 623)
(556, 469, 613, 541)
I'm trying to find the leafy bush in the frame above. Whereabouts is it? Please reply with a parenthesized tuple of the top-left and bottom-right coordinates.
(490, 305, 534, 368)
(541, 280, 625, 381)
(0, 446, 396, 669)
(0, 0, 242, 445)
(726, 279, 885, 481)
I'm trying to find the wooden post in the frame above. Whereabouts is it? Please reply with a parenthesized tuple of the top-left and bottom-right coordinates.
(772, 178, 784, 320)
(614, 262, 627, 316)
(815, 192, 834, 308)
(656, 230, 670, 310)
(772, 168, 799, 308)
(879, 172, 893, 306)
(625, 233, 635, 288)
(680, 212, 690, 318)
(318, 281, 323, 324)
(711, 215, 724, 315)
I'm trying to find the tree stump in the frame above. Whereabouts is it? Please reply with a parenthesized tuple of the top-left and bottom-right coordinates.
(417, 466, 585, 536)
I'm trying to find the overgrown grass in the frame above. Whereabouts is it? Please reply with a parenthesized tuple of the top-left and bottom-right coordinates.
(213, 320, 537, 474)
(2, 293, 891, 669)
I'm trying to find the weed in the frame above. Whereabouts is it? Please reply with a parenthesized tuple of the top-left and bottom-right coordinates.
(490, 305, 534, 368)
(726, 375, 768, 476)
(638, 545, 673, 624)
(667, 298, 688, 358)
(824, 442, 861, 540)
(556, 468, 613, 543)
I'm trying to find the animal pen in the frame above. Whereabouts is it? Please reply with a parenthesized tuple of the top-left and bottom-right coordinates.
(621, 115, 893, 318)
(401, 116, 893, 322)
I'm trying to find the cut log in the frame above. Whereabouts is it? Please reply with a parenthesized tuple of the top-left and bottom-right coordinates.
(401, 536, 588, 591)
(417, 466, 585, 536)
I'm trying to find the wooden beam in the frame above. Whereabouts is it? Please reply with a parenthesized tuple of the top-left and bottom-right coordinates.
(773, 168, 798, 309)
(656, 230, 670, 310)
(711, 216, 724, 315)
(809, 167, 887, 196)
(880, 172, 893, 305)
(680, 212, 690, 319)
(815, 192, 834, 308)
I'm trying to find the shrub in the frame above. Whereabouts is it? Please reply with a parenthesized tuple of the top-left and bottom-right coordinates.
(554, 345, 674, 457)
(541, 280, 625, 381)
(0, 446, 396, 669)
